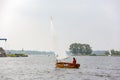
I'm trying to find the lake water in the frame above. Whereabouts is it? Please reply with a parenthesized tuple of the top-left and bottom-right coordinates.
(0, 55, 120, 80)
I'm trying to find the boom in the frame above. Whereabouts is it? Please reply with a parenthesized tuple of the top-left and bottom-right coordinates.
(0, 38, 7, 41)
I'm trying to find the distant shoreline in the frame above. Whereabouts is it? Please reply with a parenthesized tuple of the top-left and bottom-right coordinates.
(6, 53, 28, 57)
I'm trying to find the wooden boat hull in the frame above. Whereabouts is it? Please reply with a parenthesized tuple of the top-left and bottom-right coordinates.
(56, 62, 80, 69)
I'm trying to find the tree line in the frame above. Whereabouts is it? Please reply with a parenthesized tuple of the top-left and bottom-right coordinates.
(105, 49, 120, 56)
(69, 43, 92, 55)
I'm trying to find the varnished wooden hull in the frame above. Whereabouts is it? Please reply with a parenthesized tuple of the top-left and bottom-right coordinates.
(56, 62, 80, 69)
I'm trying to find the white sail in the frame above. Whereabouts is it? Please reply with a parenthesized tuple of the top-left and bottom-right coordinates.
(55, 50, 69, 60)
(108, 50, 112, 56)
(50, 16, 69, 60)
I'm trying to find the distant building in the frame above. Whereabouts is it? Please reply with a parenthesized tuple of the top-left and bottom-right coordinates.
(0, 47, 6, 57)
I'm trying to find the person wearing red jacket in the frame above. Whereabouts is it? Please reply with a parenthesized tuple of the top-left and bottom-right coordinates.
(68, 57, 77, 66)
(72, 57, 76, 65)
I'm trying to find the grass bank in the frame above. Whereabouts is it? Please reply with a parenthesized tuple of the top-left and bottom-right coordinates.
(6, 53, 28, 57)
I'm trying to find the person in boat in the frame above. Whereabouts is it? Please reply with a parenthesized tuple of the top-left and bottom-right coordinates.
(68, 57, 77, 66)
(72, 57, 76, 65)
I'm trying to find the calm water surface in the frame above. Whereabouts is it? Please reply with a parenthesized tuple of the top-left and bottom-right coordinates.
(0, 55, 120, 80)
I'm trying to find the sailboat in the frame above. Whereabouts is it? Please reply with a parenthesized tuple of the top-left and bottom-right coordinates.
(108, 50, 112, 56)
(56, 59, 80, 68)
(50, 16, 80, 68)
(55, 51, 80, 68)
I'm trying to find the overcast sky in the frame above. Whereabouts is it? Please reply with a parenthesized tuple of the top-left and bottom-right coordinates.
(0, 0, 120, 51)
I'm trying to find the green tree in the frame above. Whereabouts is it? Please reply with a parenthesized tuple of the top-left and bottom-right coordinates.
(85, 44, 92, 55)
(111, 49, 115, 55)
(104, 51, 110, 56)
(111, 49, 120, 56)
(69, 43, 79, 55)
(69, 43, 92, 55)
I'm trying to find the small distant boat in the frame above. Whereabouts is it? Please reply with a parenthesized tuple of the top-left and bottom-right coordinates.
(56, 62, 80, 69)
(108, 50, 112, 56)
